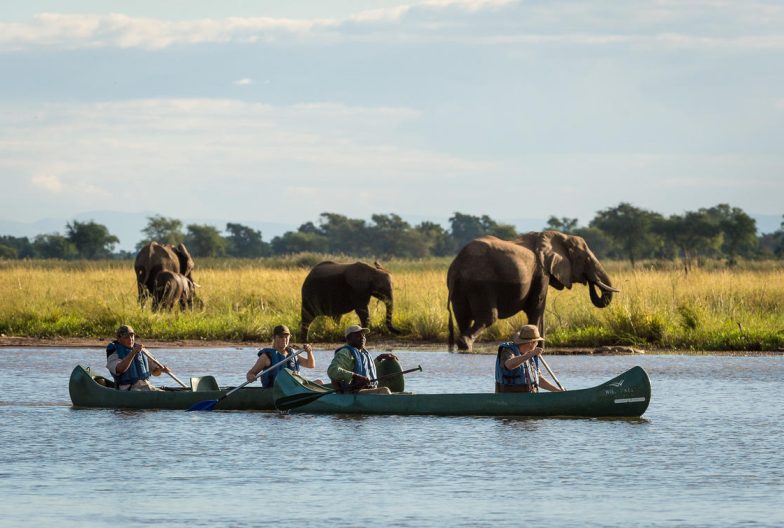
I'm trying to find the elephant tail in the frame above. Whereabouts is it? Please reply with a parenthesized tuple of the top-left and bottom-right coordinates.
(447, 297, 455, 352)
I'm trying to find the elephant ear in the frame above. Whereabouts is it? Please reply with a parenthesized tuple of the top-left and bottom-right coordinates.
(345, 263, 374, 292)
(541, 232, 573, 289)
(175, 243, 195, 276)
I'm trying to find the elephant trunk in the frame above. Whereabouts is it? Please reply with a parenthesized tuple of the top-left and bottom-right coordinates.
(588, 266, 617, 308)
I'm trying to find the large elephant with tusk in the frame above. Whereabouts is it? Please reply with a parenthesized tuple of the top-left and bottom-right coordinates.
(447, 230, 619, 351)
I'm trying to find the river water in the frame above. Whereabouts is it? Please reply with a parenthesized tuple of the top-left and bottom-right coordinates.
(0, 347, 782, 527)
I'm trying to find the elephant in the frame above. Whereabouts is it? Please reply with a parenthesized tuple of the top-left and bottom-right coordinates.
(134, 241, 195, 306)
(300, 261, 402, 341)
(152, 270, 195, 311)
(446, 230, 619, 351)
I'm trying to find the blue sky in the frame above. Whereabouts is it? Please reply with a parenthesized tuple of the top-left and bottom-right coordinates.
(1, 1, 782, 249)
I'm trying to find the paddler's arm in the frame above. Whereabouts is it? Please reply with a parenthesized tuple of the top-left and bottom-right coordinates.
(115, 344, 143, 375)
(297, 344, 315, 369)
(504, 346, 543, 370)
(142, 349, 169, 375)
(327, 348, 355, 384)
(538, 377, 564, 392)
(246, 353, 272, 383)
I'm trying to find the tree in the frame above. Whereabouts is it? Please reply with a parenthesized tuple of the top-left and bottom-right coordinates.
(449, 213, 517, 249)
(32, 233, 78, 259)
(185, 224, 227, 257)
(317, 213, 370, 256)
(66, 220, 119, 259)
(653, 211, 721, 271)
(138, 215, 185, 249)
(545, 216, 579, 233)
(776, 215, 784, 258)
(367, 214, 430, 259)
(0, 236, 34, 259)
(703, 204, 758, 264)
(225, 223, 270, 258)
(416, 221, 455, 257)
(270, 231, 328, 255)
(590, 203, 663, 267)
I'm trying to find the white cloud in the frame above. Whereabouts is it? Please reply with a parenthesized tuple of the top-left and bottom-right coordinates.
(1, 1, 782, 51)
(233, 78, 253, 86)
(31, 172, 63, 192)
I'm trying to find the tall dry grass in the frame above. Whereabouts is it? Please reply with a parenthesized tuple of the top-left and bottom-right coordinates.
(0, 259, 782, 350)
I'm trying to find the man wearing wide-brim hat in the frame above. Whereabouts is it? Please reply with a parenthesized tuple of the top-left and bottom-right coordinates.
(495, 324, 564, 393)
(327, 324, 397, 394)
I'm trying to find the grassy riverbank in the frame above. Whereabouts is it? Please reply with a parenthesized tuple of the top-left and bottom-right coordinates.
(0, 258, 782, 351)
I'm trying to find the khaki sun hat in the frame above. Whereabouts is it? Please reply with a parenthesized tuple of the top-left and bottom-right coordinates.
(273, 324, 291, 336)
(116, 324, 135, 338)
(344, 324, 369, 338)
(512, 324, 545, 344)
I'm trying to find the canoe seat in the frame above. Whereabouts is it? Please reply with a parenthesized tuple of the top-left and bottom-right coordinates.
(190, 376, 220, 392)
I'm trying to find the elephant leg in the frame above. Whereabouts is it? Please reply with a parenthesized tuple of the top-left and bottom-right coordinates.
(300, 306, 314, 341)
(461, 288, 499, 350)
(450, 297, 475, 351)
(355, 306, 370, 328)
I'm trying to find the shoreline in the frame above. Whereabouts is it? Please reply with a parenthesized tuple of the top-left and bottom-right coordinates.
(0, 335, 780, 355)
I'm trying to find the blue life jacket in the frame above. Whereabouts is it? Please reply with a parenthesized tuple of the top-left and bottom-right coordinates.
(257, 347, 300, 388)
(106, 341, 151, 389)
(495, 341, 539, 389)
(335, 345, 378, 392)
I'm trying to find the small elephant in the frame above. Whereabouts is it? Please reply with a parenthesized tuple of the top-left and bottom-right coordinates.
(134, 241, 195, 306)
(300, 261, 402, 341)
(447, 230, 619, 351)
(152, 270, 195, 311)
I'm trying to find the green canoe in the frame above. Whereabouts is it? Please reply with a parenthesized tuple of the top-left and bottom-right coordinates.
(273, 366, 652, 417)
(68, 365, 275, 410)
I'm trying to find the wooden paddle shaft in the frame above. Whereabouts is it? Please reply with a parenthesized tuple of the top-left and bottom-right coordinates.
(538, 355, 566, 391)
(140, 349, 189, 389)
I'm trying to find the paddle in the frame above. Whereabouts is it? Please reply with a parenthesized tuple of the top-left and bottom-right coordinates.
(140, 349, 188, 389)
(538, 355, 566, 391)
(275, 365, 423, 411)
(188, 349, 305, 411)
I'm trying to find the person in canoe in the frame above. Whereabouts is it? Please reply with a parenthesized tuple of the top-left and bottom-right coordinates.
(496, 325, 564, 393)
(327, 325, 397, 395)
(106, 324, 171, 391)
(246, 324, 316, 387)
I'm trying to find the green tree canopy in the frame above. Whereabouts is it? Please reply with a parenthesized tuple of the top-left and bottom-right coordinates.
(66, 220, 119, 259)
(703, 204, 758, 263)
(185, 224, 227, 257)
(32, 233, 78, 259)
(449, 212, 517, 249)
(225, 223, 270, 258)
(546, 216, 579, 233)
(138, 215, 185, 249)
(590, 203, 663, 267)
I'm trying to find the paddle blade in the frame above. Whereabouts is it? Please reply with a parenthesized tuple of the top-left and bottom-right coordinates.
(274, 392, 329, 412)
(187, 399, 218, 412)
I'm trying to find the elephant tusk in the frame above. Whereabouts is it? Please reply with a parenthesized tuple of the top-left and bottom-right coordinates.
(593, 279, 620, 293)
(193, 282, 201, 288)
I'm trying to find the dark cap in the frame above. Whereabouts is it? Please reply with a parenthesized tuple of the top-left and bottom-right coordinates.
(273, 324, 291, 336)
(116, 324, 135, 338)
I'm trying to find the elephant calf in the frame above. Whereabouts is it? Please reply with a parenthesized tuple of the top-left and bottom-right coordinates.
(300, 261, 401, 341)
(152, 271, 196, 311)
